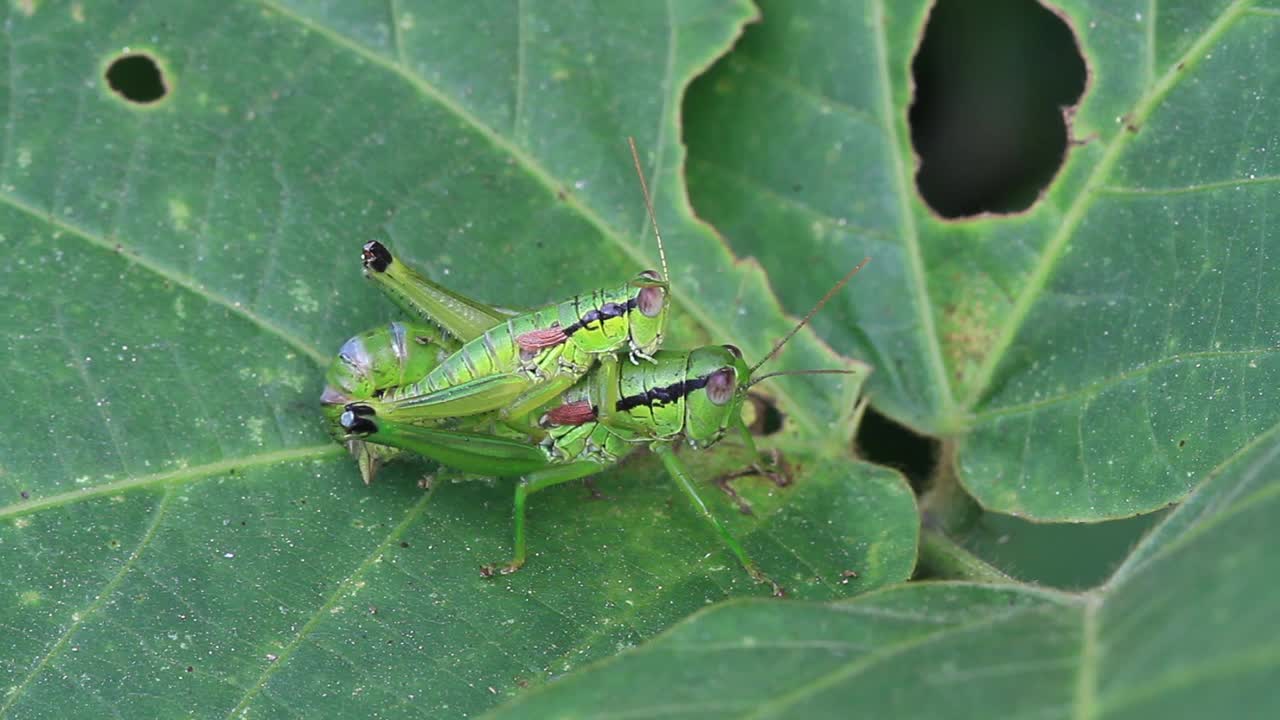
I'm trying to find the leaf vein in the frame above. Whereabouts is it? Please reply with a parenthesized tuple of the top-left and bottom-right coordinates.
(973, 347, 1275, 420)
(0, 488, 174, 718)
(0, 444, 343, 519)
(224, 488, 436, 718)
(0, 188, 328, 366)
(869, 0, 955, 417)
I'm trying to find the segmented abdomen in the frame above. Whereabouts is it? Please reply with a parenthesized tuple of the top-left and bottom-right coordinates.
(384, 308, 559, 401)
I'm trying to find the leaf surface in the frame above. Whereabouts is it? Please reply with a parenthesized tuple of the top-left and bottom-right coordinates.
(490, 425, 1280, 718)
(0, 2, 917, 717)
(685, 0, 1280, 519)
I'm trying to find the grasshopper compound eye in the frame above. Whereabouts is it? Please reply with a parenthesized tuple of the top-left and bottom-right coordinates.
(638, 284, 665, 317)
(706, 367, 737, 406)
(362, 241, 393, 273)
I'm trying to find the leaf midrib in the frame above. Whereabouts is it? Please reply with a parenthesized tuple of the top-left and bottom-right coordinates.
(0, 444, 342, 519)
(0, 187, 329, 367)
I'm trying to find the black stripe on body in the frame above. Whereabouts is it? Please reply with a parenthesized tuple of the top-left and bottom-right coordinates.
(564, 297, 637, 337)
(615, 373, 711, 413)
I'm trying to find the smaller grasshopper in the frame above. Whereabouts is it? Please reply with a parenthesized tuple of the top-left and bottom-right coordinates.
(341, 259, 869, 594)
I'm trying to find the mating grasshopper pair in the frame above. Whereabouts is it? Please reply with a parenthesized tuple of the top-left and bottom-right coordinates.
(320, 140, 866, 594)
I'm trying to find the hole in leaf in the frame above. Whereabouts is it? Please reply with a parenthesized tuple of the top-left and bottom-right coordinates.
(855, 406, 939, 492)
(910, 0, 1086, 217)
(104, 53, 168, 104)
(746, 393, 785, 436)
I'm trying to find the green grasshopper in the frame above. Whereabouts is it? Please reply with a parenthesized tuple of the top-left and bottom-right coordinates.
(322, 139, 671, 481)
(348, 141, 672, 435)
(338, 260, 869, 594)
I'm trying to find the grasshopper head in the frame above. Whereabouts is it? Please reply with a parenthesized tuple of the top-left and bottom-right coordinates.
(321, 322, 446, 484)
(626, 269, 669, 357)
(682, 344, 751, 449)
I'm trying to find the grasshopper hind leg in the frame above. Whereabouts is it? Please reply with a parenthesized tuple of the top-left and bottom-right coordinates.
(650, 442, 784, 597)
(480, 461, 606, 577)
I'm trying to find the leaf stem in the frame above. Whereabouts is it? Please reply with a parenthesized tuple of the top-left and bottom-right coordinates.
(916, 529, 1014, 584)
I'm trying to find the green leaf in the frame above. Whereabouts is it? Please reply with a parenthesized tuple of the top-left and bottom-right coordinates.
(0, 2, 916, 717)
(488, 425, 1280, 718)
(685, 0, 1280, 520)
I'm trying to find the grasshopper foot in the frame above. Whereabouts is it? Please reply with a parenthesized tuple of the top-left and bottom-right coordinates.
(716, 449, 792, 494)
(746, 565, 786, 598)
(714, 474, 755, 516)
(714, 451, 793, 515)
(479, 560, 525, 578)
(583, 477, 611, 501)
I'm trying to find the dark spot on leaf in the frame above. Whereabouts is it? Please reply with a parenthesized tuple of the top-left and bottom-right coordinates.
(105, 53, 168, 104)
(400, 541, 410, 548)
(910, 0, 1087, 217)
(855, 406, 940, 493)
(186, 666, 194, 673)
(1178, 439, 1187, 448)
(109, 539, 120, 548)
(19, 490, 28, 500)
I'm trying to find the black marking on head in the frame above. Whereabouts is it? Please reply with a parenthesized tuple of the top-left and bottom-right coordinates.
(563, 298, 637, 337)
(723, 344, 743, 359)
(362, 241, 393, 273)
(616, 373, 717, 413)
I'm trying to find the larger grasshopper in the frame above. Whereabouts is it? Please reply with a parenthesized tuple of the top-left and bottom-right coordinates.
(322, 140, 671, 481)
(338, 261, 869, 595)
(343, 141, 672, 438)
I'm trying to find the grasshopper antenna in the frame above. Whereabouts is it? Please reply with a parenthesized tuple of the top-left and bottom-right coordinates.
(628, 136, 669, 283)
(748, 258, 870, 375)
(748, 368, 859, 389)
